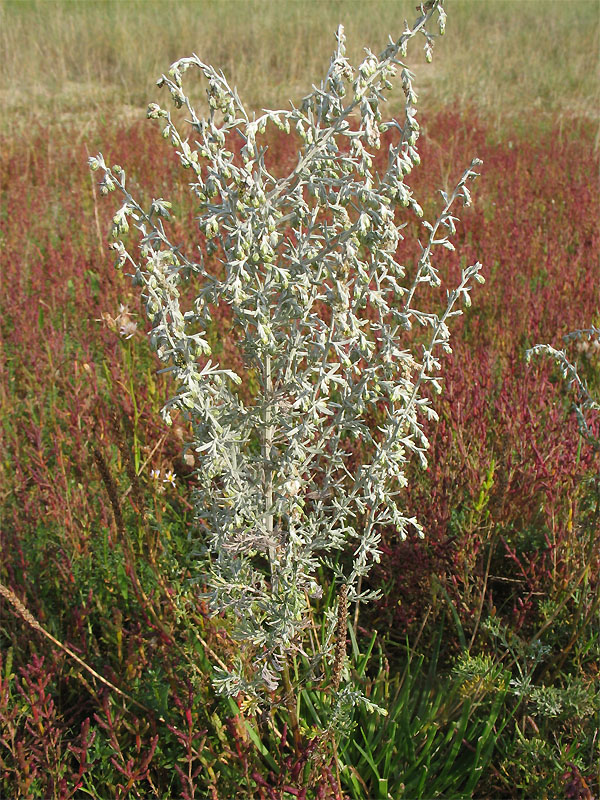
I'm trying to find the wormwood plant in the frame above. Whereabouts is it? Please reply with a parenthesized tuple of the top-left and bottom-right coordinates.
(90, 0, 482, 722)
(527, 326, 600, 456)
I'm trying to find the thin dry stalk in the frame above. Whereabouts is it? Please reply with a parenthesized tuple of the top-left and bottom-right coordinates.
(92, 445, 125, 540)
(84, 142, 104, 259)
(0, 580, 164, 722)
(110, 408, 146, 519)
(282, 658, 302, 757)
(330, 583, 348, 799)
(468, 542, 496, 651)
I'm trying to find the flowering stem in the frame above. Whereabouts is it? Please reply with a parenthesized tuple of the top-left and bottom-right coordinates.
(263, 350, 276, 588)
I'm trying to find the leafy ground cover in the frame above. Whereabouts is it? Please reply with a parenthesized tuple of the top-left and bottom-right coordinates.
(0, 108, 598, 798)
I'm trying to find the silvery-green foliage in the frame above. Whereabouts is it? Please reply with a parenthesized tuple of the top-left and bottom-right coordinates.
(90, 0, 483, 701)
(527, 326, 600, 454)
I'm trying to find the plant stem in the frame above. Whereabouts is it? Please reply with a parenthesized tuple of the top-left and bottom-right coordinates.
(263, 351, 277, 588)
(282, 657, 301, 756)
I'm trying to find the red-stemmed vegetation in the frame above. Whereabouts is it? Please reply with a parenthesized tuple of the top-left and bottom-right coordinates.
(0, 110, 598, 797)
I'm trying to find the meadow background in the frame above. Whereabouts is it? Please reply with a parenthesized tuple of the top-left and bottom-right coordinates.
(0, 1, 599, 797)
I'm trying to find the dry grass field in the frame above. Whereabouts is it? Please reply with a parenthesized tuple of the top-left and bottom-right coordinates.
(1, 0, 598, 135)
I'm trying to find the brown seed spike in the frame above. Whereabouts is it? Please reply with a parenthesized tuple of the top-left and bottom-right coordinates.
(332, 583, 348, 691)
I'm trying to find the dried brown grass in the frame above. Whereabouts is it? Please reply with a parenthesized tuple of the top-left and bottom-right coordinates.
(1, 0, 598, 136)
